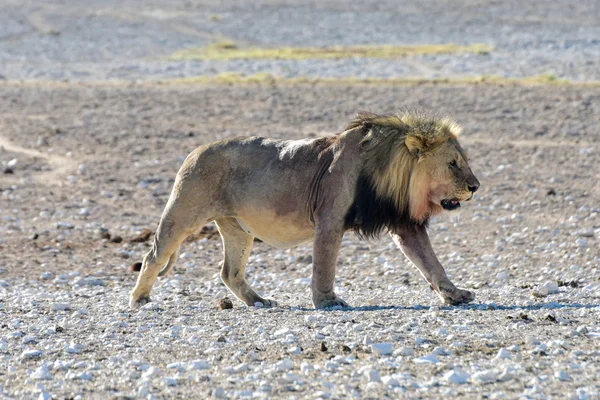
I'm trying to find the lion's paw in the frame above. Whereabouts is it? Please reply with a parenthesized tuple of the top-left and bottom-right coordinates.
(439, 287, 475, 305)
(253, 298, 279, 308)
(129, 293, 151, 309)
(315, 297, 350, 309)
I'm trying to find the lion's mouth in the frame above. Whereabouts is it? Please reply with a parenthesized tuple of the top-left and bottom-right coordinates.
(441, 199, 461, 210)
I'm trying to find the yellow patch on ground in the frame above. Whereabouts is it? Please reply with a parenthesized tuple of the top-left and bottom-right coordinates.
(165, 73, 594, 87)
(169, 41, 494, 61)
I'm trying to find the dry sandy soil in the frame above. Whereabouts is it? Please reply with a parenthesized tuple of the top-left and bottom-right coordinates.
(1, 1, 599, 399)
(0, 82, 599, 399)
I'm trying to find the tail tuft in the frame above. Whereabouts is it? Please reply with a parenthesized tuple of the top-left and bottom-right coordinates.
(130, 262, 142, 272)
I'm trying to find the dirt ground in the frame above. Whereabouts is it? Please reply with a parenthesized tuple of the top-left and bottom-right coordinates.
(1, 0, 599, 398)
(0, 82, 599, 399)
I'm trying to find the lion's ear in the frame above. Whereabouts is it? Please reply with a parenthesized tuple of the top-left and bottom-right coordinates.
(405, 135, 429, 157)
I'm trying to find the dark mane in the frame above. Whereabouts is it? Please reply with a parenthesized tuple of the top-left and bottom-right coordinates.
(344, 174, 427, 239)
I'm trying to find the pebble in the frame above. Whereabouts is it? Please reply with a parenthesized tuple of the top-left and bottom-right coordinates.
(51, 303, 71, 311)
(66, 342, 83, 354)
(188, 360, 211, 370)
(395, 346, 414, 356)
(444, 369, 470, 384)
(495, 348, 511, 360)
(217, 297, 233, 310)
(472, 370, 497, 384)
(370, 342, 393, 356)
(381, 376, 400, 387)
(31, 363, 53, 380)
(363, 367, 381, 383)
(21, 349, 43, 359)
(274, 358, 293, 372)
(533, 281, 559, 297)
(555, 370, 570, 381)
(412, 354, 440, 364)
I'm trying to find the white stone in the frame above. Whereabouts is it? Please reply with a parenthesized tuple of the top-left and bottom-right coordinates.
(21, 349, 43, 359)
(38, 393, 52, 400)
(66, 342, 83, 354)
(495, 348, 511, 360)
(300, 362, 313, 374)
(51, 303, 71, 311)
(395, 346, 414, 356)
(165, 377, 178, 386)
(555, 370, 570, 381)
(381, 376, 400, 387)
(443, 369, 470, 384)
(431, 346, 449, 356)
(540, 281, 559, 295)
(31, 363, 53, 380)
(363, 367, 381, 383)
(233, 363, 249, 373)
(496, 271, 508, 280)
(472, 370, 497, 384)
(370, 342, 393, 356)
(412, 354, 440, 364)
(167, 362, 186, 371)
(274, 358, 293, 372)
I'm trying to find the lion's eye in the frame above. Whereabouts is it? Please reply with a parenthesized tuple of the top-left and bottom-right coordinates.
(449, 160, 458, 169)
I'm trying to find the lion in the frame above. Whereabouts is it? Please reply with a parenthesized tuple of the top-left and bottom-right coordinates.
(129, 111, 480, 309)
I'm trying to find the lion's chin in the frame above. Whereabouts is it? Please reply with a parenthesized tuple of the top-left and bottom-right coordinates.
(441, 199, 461, 211)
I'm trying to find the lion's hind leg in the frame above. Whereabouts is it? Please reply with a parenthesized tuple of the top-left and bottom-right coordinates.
(216, 218, 278, 308)
(129, 213, 202, 308)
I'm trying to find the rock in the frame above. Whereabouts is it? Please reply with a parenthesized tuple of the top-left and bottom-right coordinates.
(129, 228, 154, 243)
(555, 370, 570, 381)
(110, 235, 123, 243)
(31, 363, 53, 380)
(66, 342, 83, 354)
(165, 377, 178, 386)
(217, 297, 233, 310)
(495, 348, 511, 360)
(51, 302, 71, 311)
(532, 281, 559, 297)
(395, 346, 414, 356)
(21, 349, 43, 359)
(38, 392, 52, 400)
(370, 342, 393, 356)
(363, 367, 381, 383)
(188, 360, 211, 370)
(412, 354, 440, 364)
(381, 375, 400, 387)
(472, 370, 497, 384)
(443, 369, 470, 384)
(274, 358, 293, 372)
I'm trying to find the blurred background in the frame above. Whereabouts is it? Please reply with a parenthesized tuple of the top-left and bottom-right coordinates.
(2, 0, 599, 83)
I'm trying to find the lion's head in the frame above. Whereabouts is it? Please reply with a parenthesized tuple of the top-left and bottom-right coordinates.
(344, 111, 480, 237)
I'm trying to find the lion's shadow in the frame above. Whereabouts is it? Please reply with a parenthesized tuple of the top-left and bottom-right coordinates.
(291, 302, 599, 312)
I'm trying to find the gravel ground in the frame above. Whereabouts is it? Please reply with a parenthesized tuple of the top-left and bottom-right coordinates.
(0, 83, 599, 399)
(1, 1, 600, 399)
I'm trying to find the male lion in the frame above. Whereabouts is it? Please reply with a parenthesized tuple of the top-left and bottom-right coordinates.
(130, 112, 480, 309)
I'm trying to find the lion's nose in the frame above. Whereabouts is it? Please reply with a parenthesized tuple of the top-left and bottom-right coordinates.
(468, 183, 479, 193)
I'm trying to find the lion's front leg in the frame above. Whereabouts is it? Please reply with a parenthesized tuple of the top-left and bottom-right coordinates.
(391, 224, 475, 305)
(311, 224, 349, 309)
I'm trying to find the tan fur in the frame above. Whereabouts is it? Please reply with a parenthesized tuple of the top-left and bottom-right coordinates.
(130, 111, 480, 309)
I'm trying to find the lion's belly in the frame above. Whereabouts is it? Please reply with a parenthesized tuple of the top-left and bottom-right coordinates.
(235, 213, 315, 249)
